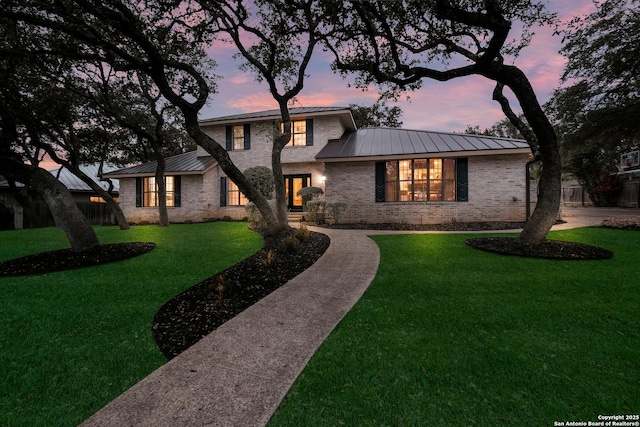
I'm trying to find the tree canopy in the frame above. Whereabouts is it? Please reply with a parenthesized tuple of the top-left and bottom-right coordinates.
(548, 0, 640, 205)
(317, 0, 561, 243)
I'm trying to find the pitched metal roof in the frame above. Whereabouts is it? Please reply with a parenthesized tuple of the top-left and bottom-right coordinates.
(316, 128, 531, 161)
(0, 163, 120, 192)
(199, 106, 356, 129)
(103, 151, 217, 178)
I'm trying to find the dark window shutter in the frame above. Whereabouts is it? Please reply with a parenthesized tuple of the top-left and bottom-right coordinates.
(225, 125, 232, 150)
(375, 162, 386, 202)
(456, 158, 468, 202)
(135, 177, 142, 207)
(174, 176, 181, 207)
(220, 177, 227, 206)
(306, 118, 314, 146)
(244, 124, 251, 150)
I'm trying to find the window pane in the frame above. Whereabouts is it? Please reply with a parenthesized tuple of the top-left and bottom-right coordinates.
(386, 161, 398, 181)
(444, 180, 456, 201)
(443, 159, 456, 179)
(429, 179, 442, 200)
(414, 159, 427, 180)
(429, 159, 442, 179)
(385, 182, 398, 201)
(399, 160, 412, 181)
(414, 180, 427, 201)
(233, 125, 244, 150)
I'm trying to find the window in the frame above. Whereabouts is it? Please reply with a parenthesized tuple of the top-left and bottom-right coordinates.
(281, 119, 313, 146)
(382, 158, 456, 202)
(136, 176, 181, 207)
(225, 124, 251, 150)
(227, 180, 248, 206)
(232, 125, 245, 150)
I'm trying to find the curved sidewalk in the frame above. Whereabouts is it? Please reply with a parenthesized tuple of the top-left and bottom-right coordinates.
(81, 228, 380, 427)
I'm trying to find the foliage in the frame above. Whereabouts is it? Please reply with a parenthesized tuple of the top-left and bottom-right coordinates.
(245, 199, 279, 230)
(306, 200, 327, 224)
(317, 0, 562, 243)
(0, 0, 286, 233)
(282, 235, 301, 253)
(326, 201, 347, 224)
(206, 0, 327, 228)
(462, 116, 525, 139)
(548, 0, 640, 205)
(0, 222, 262, 426)
(269, 229, 640, 425)
(294, 224, 310, 241)
(296, 186, 324, 199)
(349, 101, 403, 128)
(244, 166, 275, 199)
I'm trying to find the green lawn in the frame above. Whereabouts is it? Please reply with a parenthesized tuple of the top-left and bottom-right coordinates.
(269, 228, 640, 426)
(0, 222, 262, 427)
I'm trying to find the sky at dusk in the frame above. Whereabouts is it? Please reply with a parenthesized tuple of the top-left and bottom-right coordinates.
(199, 1, 597, 133)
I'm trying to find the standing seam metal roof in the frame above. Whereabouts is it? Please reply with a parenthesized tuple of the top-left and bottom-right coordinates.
(199, 106, 353, 124)
(103, 151, 216, 177)
(315, 128, 530, 160)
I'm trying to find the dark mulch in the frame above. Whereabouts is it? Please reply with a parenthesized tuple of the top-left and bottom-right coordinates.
(152, 229, 330, 359)
(322, 220, 530, 231)
(0, 242, 156, 277)
(465, 237, 613, 260)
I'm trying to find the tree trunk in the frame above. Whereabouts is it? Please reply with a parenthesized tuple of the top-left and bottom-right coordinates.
(182, 116, 283, 234)
(272, 109, 294, 228)
(491, 65, 561, 244)
(0, 157, 100, 251)
(155, 157, 170, 227)
(61, 163, 130, 230)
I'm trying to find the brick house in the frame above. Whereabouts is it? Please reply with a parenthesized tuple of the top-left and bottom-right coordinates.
(105, 106, 535, 224)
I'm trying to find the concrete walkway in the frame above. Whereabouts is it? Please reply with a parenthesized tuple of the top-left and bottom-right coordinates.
(81, 228, 380, 427)
(81, 206, 637, 427)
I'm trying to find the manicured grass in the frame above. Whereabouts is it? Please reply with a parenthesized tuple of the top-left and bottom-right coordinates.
(0, 222, 262, 427)
(269, 228, 640, 426)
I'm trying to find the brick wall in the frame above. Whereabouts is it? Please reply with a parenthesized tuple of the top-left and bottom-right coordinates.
(324, 154, 534, 224)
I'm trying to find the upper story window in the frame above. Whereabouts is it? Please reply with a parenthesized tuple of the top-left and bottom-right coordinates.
(281, 119, 314, 147)
(225, 124, 251, 151)
(383, 158, 456, 202)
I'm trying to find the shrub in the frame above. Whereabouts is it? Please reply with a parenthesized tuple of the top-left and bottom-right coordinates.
(306, 200, 327, 224)
(244, 166, 275, 199)
(259, 249, 277, 267)
(282, 235, 301, 252)
(295, 224, 310, 241)
(245, 199, 278, 230)
(326, 202, 347, 224)
(297, 186, 324, 211)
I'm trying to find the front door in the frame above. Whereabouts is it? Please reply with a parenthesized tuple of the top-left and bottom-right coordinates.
(284, 174, 311, 212)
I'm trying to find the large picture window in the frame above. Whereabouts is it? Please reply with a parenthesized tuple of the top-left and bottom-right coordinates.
(137, 176, 180, 207)
(384, 159, 456, 202)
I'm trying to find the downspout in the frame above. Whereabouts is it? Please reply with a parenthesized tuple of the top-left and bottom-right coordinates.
(525, 157, 542, 220)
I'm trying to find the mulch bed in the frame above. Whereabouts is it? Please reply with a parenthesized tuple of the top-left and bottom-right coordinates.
(152, 229, 330, 359)
(0, 242, 156, 277)
(465, 237, 613, 260)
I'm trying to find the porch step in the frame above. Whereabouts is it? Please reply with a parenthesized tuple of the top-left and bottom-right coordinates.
(287, 212, 307, 223)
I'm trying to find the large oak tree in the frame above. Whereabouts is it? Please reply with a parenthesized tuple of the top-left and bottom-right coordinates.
(318, 0, 560, 243)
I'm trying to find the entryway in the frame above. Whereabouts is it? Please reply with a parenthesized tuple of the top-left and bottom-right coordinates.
(284, 174, 311, 212)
